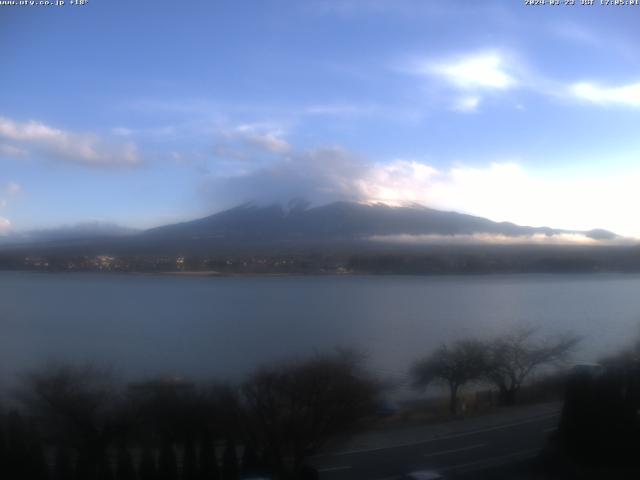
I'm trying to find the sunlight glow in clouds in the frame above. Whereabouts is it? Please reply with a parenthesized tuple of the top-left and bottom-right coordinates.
(359, 161, 640, 238)
(206, 140, 640, 239)
(369, 232, 631, 247)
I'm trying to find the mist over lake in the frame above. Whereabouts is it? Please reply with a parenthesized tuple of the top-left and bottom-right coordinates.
(1, 271, 638, 387)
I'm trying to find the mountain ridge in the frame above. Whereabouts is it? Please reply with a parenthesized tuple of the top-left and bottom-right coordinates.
(140, 200, 618, 244)
(0, 201, 621, 256)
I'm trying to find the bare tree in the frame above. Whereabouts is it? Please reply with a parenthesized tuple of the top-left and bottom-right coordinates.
(19, 363, 119, 480)
(411, 340, 487, 416)
(485, 327, 580, 405)
(242, 350, 379, 477)
(126, 377, 240, 445)
(19, 363, 118, 445)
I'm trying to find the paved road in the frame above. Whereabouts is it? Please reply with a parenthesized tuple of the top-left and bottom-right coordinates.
(311, 407, 560, 479)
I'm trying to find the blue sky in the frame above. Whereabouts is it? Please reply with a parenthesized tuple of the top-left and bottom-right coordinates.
(2, 0, 640, 236)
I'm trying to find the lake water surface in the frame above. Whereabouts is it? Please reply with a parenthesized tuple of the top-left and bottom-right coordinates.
(1, 271, 639, 387)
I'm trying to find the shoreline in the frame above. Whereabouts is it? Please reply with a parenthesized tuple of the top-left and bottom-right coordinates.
(4, 269, 640, 279)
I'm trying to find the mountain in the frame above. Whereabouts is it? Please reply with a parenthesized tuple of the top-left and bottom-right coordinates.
(138, 200, 618, 249)
(1, 201, 634, 274)
(0, 201, 621, 257)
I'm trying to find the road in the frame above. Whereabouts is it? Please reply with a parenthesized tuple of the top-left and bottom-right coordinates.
(311, 407, 560, 479)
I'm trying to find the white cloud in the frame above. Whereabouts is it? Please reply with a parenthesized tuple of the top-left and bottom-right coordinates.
(304, 103, 375, 116)
(402, 51, 520, 114)
(4, 182, 21, 195)
(242, 131, 292, 155)
(570, 81, 640, 107)
(424, 52, 516, 90)
(0, 144, 28, 158)
(413, 49, 640, 112)
(214, 124, 292, 160)
(0, 117, 141, 167)
(0, 217, 10, 235)
(112, 127, 134, 136)
(356, 159, 439, 206)
(452, 96, 480, 112)
(0, 181, 22, 210)
(112, 125, 177, 138)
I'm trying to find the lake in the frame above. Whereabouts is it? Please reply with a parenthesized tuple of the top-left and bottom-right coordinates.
(1, 271, 639, 388)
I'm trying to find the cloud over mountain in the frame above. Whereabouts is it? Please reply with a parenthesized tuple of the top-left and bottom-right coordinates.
(201, 142, 640, 238)
(204, 146, 367, 207)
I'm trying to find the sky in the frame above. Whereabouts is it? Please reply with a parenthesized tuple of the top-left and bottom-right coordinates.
(2, 0, 640, 236)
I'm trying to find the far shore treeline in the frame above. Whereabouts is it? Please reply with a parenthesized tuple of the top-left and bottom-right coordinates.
(4, 245, 640, 275)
